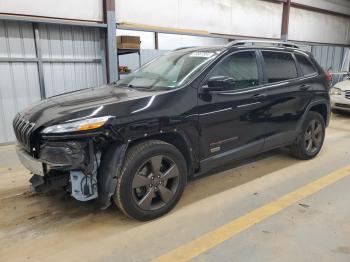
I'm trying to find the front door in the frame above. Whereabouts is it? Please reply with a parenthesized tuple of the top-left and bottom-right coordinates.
(197, 51, 269, 169)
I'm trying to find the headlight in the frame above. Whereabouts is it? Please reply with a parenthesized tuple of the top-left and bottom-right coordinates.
(42, 116, 113, 134)
(330, 87, 342, 95)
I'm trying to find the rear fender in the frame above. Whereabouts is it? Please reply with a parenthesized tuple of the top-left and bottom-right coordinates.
(291, 100, 330, 148)
(298, 100, 330, 130)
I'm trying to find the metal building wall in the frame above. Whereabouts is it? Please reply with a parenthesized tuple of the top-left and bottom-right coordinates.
(311, 45, 344, 83)
(39, 24, 105, 97)
(0, 21, 41, 143)
(0, 21, 106, 144)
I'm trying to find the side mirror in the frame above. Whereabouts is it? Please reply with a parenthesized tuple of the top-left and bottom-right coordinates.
(202, 76, 236, 92)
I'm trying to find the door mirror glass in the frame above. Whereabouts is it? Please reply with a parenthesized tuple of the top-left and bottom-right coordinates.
(204, 76, 237, 92)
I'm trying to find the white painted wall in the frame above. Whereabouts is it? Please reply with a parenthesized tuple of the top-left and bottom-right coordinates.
(116, 0, 350, 44)
(1, 0, 350, 44)
(116, 0, 283, 39)
(0, 0, 103, 21)
(292, 0, 350, 16)
(289, 7, 350, 44)
(229, 0, 282, 39)
(158, 34, 228, 50)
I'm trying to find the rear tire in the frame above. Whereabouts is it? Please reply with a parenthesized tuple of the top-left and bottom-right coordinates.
(113, 140, 187, 221)
(290, 111, 325, 160)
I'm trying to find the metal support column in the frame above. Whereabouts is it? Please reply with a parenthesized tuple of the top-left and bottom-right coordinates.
(154, 32, 159, 49)
(33, 23, 46, 99)
(103, 0, 118, 83)
(281, 0, 291, 41)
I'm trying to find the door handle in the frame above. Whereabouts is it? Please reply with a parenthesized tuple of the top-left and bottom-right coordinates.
(252, 93, 267, 99)
(300, 84, 311, 91)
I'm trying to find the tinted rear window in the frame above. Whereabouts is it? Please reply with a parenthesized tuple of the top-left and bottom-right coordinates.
(295, 54, 317, 76)
(262, 51, 298, 83)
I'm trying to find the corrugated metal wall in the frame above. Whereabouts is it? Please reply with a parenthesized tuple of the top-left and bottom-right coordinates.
(0, 21, 106, 143)
(0, 21, 41, 142)
(311, 45, 344, 83)
(39, 24, 105, 97)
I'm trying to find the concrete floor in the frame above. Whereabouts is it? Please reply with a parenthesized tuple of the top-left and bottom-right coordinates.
(0, 113, 350, 261)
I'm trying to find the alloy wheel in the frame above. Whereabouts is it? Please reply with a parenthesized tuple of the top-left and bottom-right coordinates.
(131, 155, 180, 211)
(304, 119, 323, 154)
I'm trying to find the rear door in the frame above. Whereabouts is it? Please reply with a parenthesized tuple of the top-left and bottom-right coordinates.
(261, 51, 315, 149)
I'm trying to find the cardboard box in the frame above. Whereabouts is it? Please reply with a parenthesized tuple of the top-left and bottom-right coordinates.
(117, 36, 141, 49)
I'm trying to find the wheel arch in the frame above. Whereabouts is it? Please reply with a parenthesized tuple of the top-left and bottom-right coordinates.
(96, 130, 197, 210)
(127, 131, 198, 176)
(295, 99, 330, 140)
(307, 101, 330, 126)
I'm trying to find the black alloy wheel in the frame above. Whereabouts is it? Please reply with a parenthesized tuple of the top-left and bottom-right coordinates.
(132, 155, 180, 211)
(114, 140, 187, 221)
(290, 111, 325, 160)
(304, 119, 323, 154)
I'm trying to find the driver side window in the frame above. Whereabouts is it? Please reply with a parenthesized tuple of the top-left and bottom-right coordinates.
(208, 51, 259, 90)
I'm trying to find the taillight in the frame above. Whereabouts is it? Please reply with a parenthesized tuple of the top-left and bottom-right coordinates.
(326, 70, 333, 82)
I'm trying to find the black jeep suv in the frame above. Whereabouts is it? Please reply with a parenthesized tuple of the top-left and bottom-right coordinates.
(14, 40, 330, 221)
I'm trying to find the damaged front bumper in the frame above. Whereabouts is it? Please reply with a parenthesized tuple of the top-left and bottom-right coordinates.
(17, 141, 99, 202)
(16, 145, 44, 176)
(16, 140, 127, 209)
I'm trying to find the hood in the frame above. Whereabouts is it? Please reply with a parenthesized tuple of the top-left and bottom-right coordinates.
(334, 80, 350, 91)
(21, 85, 157, 129)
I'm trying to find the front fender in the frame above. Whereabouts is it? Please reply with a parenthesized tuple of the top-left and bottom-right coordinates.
(97, 142, 127, 209)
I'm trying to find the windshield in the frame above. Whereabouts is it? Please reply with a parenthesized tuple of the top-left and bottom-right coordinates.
(117, 49, 221, 90)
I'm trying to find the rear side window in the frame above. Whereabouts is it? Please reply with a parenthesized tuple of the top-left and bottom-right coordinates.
(262, 51, 298, 83)
(208, 51, 259, 90)
(295, 54, 317, 76)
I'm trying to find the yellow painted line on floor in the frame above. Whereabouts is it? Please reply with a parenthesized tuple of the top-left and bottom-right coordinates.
(153, 165, 350, 262)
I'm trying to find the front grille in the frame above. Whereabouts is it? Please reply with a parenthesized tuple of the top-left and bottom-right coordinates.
(345, 90, 350, 100)
(335, 103, 350, 109)
(13, 114, 35, 151)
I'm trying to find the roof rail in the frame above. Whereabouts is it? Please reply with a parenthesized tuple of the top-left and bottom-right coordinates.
(226, 40, 300, 49)
(172, 46, 198, 51)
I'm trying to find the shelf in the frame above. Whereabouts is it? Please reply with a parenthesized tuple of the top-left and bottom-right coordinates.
(117, 48, 140, 55)
(117, 48, 141, 80)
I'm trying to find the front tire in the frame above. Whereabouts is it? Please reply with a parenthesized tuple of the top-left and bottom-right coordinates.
(290, 111, 325, 160)
(114, 140, 187, 221)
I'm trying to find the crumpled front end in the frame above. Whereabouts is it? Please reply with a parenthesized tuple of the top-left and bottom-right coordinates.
(14, 111, 126, 209)
(16, 140, 100, 202)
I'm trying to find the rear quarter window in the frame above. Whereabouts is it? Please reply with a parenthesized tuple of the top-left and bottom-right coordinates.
(295, 54, 317, 76)
(262, 51, 298, 83)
